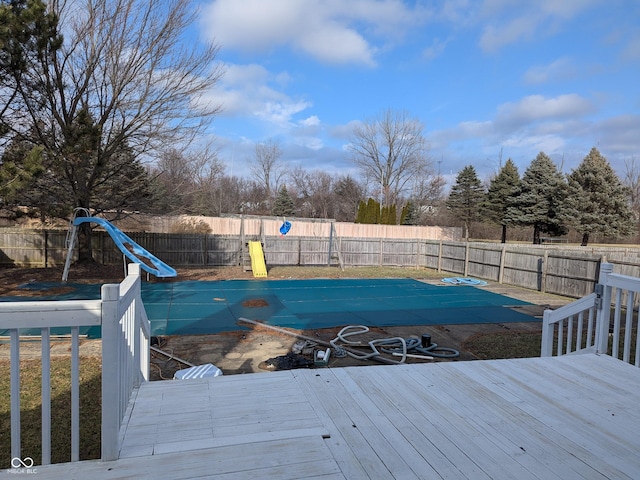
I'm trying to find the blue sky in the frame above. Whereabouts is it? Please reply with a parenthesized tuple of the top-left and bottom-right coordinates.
(194, 0, 640, 189)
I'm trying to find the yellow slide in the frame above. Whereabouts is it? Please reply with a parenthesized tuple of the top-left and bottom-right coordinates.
(248, 241, 268, 278)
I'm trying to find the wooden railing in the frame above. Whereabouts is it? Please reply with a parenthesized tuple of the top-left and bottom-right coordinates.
(542, 262, 640, 366)
(0, 263, 149, 466)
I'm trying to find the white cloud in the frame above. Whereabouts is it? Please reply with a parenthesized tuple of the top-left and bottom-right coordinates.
(496, 94, 595, 127)
(620, 34, 640, 61)
(480, 16, 539, 52)
(523, 58, 577, 84)
(478, 0, 604, 52)
(200, 0, 427, 66)
(422, 37, 450, 61)
(501, 134, 565, 154)
(593, 114, 640, 153)
(207, 63, 311, 128)
(257, 101, 312, 127)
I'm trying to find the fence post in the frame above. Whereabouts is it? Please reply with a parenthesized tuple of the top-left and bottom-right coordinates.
(44, 230, 48, 267)
(202, 234, 207, 266)
(437, 240, 443, 272)
(541, 250, 549, 292)
(101, 283, 120, 461)
(595, 262, 614, 354)
(464, 243, 470, 276)
(498, 244, 506, 283)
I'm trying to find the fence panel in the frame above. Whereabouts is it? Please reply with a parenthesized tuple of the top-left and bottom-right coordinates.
(382, 239, 419, 267)
(340, 238, 381, 266)
(439, 242, 466, 275)
(501, 249, 543, 290)
(206, 236, 240, 266)
(466, 245, 502, 281)
(544, 253, 600, 298)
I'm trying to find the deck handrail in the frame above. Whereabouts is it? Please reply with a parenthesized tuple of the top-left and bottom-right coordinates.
(542, 262, 640, 366)
(0, 263, 149, 466)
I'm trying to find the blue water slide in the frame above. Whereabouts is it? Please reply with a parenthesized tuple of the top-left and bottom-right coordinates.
(73, 217, 177, 277)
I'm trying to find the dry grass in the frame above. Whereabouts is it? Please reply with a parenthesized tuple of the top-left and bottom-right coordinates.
(267, 265, 444, 279)
(0, 356, 102, 468)
(463, 331, 544, 359)
(464, 327, 638, 364)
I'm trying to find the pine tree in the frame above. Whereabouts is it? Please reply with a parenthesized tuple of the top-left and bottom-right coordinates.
(446, 165, 485, 240)
(483, 159, 520, 243)
(564, 147, 635, 246)
(506, 152, 568, 244)
(272, 186, 296, 217)
(400, 201, 419, 225)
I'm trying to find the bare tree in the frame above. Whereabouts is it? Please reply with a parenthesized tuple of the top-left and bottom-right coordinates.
(624, 157, 640, 214)
(333, 175, 364, 222)
(0, 0, 223, 261)
(288, 166, 334, 218)
(150, 144, 224, 215)
(250, 138, 285, 203)
(348, 109, 432, 207)
(190, 145, 226, 216)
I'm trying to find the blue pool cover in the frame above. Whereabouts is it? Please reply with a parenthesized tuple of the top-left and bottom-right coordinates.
(1, 278, 535, 338)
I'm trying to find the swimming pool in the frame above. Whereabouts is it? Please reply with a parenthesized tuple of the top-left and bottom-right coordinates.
(1, 278, 534, 337)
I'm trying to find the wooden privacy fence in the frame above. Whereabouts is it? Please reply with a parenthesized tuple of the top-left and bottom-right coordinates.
(3, 227, 640, 299)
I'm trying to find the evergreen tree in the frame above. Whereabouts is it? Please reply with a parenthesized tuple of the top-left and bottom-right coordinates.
(446, 165, 485, 240)
(364, 198, 380, 224)
(0, 0, 62, 136)
(355, 200, 367, 223)
(272, 186, 296, 217)
(380, 204, 397, 225)
(400, 201, 419, 225)
(0, 0, 222, 261)
(506, 152, 568, 244)
(564, 147, 635, 246)
(380, 205, 390, 224)
(388, 204, 397, 225)
(483, 159, 520, 243)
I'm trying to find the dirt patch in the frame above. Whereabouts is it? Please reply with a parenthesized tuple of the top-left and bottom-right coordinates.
(242, 298, 269, 308)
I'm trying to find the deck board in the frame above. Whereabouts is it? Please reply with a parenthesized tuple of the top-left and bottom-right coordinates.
(32, 354, 640, 479)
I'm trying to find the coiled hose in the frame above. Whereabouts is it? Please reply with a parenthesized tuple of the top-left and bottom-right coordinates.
(330, 325, 459, 363)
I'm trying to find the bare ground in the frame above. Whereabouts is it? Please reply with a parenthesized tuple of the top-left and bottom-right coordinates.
(0, 264, 573, 380)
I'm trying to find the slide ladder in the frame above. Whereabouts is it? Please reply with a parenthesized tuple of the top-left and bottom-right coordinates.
(248, 241, 267, 278)
(62, 211, 177, 281)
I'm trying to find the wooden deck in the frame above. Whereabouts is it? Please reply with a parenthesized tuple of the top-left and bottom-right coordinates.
(34, 354, 640, 479)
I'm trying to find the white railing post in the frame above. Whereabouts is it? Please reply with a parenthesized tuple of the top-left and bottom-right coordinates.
(595, 262, 614, 354)
(101, 283, 120, 462)
(541, 309, 554, 357)
(10, 330, 20, 462)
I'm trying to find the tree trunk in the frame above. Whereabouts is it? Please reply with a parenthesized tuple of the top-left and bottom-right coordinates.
(501, 225, 507, 244)
(533, 225, 541, 245)
(75, 208, 95, 264)
(581, 232, 589, 247)
(77, 223, 94, 263)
